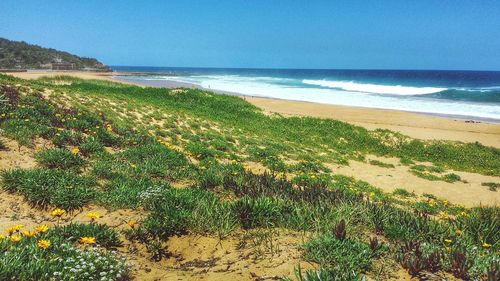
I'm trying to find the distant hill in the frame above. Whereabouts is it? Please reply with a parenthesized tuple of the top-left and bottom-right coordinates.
(0, 38, 110, 71)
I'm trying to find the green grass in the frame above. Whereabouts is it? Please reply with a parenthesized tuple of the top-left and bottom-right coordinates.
(1, 168, 96, 210)
(303, 234, 372, 274)
(35, 148, 86, 171)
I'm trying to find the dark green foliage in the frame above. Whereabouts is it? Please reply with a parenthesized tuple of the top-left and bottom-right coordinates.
(1, 168, 96, 210)
(369, 159, 395, 168)
(0, 37, 110, 70)
(482, 182, 499, 192)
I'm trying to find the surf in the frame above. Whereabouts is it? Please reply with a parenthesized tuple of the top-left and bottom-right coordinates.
(302, 79, 447, 95)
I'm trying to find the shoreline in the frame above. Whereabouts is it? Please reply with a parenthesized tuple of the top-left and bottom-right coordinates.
(5, 71, 500, 148)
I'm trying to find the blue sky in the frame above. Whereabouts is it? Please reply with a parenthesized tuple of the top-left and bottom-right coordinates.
(1, 0, 500, 70)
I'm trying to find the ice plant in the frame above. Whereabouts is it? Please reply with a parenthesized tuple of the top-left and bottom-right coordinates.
(87, 212, 100, 221)
(35, 224, 49, 233)
(10, 235, 21, 243)
(79, 236, 97, 245)
(71, 147, 80, 155)
(22, 230, 37, 237)
(38, 239, 51, 250)
(439, 211, 449, 220)
(127, 220, 138, 228)
(51, 208, 65, 217)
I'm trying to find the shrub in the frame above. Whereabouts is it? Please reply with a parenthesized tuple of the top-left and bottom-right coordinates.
(35, 148, 86, 170)
(1, 168, 96, 210)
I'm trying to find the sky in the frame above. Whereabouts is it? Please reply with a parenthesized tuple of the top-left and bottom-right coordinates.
(1, 0, 500, 70)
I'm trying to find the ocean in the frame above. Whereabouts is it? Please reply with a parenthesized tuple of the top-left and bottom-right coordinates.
(111, 66, 500, 121)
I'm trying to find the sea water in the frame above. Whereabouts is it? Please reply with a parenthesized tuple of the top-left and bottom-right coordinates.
(111, 67, 500, 121)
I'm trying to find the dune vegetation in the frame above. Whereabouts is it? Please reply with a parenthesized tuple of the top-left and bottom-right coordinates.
(0, 74, 498, 280)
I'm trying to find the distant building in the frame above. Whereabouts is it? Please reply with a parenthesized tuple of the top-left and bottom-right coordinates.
(51, 63, 76, 70)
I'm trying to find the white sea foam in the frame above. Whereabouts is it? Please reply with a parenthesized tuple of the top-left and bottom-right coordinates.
(131, 75, 500, 120)
(303, 79, 447, 95)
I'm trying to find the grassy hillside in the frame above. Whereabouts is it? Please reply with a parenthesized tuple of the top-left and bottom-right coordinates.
(0, 38, 110, 71)
(0, 74, 498, 280)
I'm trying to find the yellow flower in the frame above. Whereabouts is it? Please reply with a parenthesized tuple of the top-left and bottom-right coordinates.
(22, 230, 37, 237)
(455, 229, 463, 236)
(439, 211, 449, 220)
(71, 147, 80, 155)
(127, 220, 138, 228)
(5, 227, 16, 235)
(86, 212, 100, 221)
(35, 224, 49, 233)
(6, 224, 25, 234)
(79, 236, 96, 245)
(444, 239, 453, 244)
(51, 208, 66, 217)
(459, 211, 469, 218)
(38, 239, 51, 250)
(10, 235, 22, 243)
(483, 243, 492, 249)
(130, 164, 137, 169)
(369, 192, 376, 198)
(55, 113, 61, 117)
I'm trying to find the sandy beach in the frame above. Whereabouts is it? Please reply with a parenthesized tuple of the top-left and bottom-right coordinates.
(6, 71, 500, 148)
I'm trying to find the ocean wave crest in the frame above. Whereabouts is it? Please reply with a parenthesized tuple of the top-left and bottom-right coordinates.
(303, 79, 447, 95)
